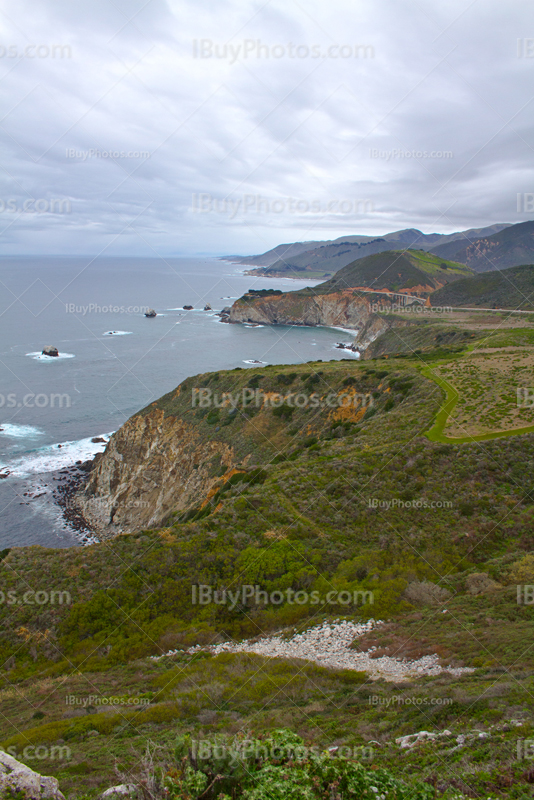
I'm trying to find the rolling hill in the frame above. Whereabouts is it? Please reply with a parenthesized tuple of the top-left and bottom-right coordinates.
(231, 224, 510, 278)
(430, 220, 534, 272)
(312, 248, 473, 295)
(430, 262, 534, 310)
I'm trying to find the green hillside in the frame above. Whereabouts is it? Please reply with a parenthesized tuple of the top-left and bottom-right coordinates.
(430, 262, 534, 309)
(310, 249, 473, 295)
(4, 350, 534, 797)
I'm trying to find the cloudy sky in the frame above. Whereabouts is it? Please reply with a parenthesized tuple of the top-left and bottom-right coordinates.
(0, 0, 533, 256)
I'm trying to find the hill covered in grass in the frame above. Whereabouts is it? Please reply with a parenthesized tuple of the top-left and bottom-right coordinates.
(313, 249, 473, 294)
(6, 334, 534, 797)
(3, 350, 534, 796)
(430, 262, 534, 309)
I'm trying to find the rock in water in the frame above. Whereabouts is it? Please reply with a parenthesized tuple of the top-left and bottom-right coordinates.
(0, 750, 65, 798)
(42, 346, 59, 357)
(183, 304, 193, 310)
(203, 303, 212, 310)
(144, 309, 157, 317)
(217, 306, 231, 323)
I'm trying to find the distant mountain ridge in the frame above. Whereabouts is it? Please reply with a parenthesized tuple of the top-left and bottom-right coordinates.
(230, 224, 511, 278)
(429, 220, 534, 272)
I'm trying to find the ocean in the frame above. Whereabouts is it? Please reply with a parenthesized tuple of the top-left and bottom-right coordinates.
(0, 256, 358, 549)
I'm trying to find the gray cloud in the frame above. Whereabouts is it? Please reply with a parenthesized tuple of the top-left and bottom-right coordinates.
(0, 0, 533, 255)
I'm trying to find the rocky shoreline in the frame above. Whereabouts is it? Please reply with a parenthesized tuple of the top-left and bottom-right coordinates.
(50, 460, 98, 543)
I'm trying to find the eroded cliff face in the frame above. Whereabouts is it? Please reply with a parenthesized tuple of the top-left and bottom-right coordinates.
(229, 290, 405, 349)
(79, 407, 241, 537)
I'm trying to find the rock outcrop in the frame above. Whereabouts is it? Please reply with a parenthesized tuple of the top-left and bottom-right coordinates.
(144, 309, 157, 317)
(79, 406, 241, 536)
(100, 785, 137, 798)
(229, 290, 407, 350)
(41, 346, 59, 357)
(0, 751, 65, 799)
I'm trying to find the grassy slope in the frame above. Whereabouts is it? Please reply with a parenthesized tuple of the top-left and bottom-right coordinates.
(4, 642, 534, 798)
(430, 263, 534, 310)
(4, 346, 534, 797)
(307, 250, 472, 295)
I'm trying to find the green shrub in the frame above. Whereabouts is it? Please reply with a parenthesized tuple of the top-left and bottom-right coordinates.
(272, 403, 294, 420)
(166, 728, 434, 800)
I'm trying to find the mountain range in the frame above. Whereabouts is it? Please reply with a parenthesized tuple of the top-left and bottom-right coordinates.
(430, 219, 534, 271)
(231, 223, 512, 279)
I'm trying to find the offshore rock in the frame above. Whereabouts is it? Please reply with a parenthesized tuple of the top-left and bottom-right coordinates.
(41, 346, 59, 357)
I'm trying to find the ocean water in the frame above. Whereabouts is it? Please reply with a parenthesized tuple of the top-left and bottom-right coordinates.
(0, 256, 358, 549)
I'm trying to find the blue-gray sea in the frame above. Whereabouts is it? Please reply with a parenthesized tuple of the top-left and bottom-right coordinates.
(0, 256, 358, 549)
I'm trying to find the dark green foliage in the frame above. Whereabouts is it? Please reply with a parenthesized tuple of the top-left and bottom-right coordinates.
(206, 409, 220, 425)
(247, 288, 283, 295)
(276, 372, 297, 385)
(272, 402, 294, 420)
(167, 728, 434, 800)
(248, 374, 264, 389)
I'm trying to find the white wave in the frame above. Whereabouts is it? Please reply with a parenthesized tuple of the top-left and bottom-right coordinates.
(243, 359, 268, 365)
(26, 352, 75, 361)
(102, 331, 133, 336)
(330, 326, 360, 336)
(0, 432, 113, 478)
(0, 423, 45, 439)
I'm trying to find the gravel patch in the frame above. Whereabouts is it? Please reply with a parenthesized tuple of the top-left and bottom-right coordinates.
(153, 620, 474, 681)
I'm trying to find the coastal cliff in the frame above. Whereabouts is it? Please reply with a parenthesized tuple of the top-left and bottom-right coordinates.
(75, 362, 403, 537)
(229, 289, 410, 349)
(79, 403, 244, 537)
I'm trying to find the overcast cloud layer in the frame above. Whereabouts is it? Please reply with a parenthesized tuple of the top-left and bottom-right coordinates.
(0, 0, 533, 255)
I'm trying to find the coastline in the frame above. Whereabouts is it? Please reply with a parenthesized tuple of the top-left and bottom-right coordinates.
(50, 460, 99, 544)
(0, 431, 112, 547)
